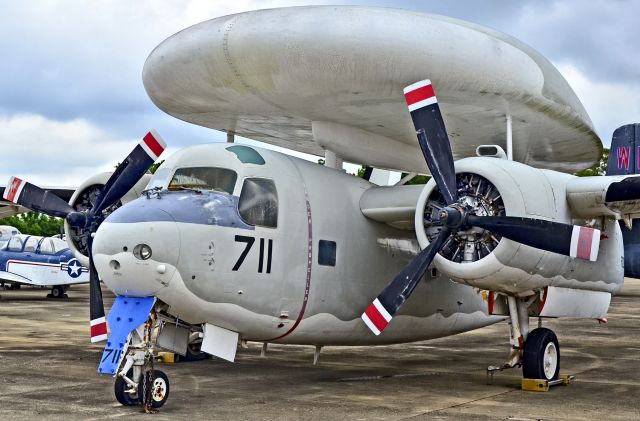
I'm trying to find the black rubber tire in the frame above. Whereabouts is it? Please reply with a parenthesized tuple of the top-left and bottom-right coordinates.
(522, 327, 560, 380)
(139, 370, 170, 409)
(51, 286, 65, 298)
(179, 340, 209, 362)
(114, 371, 140, 406)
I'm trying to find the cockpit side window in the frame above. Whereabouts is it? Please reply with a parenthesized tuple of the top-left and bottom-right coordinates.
(39, 239, 55, 255)
(238, 178, 278, 228)
(168, 167, 237, 194)
(7, 236, 23, 252)
(23, 236, 40, 253)
(50, 238, 68, 253)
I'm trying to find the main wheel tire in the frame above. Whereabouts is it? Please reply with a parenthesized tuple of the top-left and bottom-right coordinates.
(114, 371, 140, 406)
(179, 340, 209, 362)
(139, 370, 170, 409)
(522, 327, 560, 380)
(51, 286, 65, 298)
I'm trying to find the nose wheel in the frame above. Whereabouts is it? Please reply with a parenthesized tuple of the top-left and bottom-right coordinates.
(139, 370, 170, 409)
(111, 311, 171, 411)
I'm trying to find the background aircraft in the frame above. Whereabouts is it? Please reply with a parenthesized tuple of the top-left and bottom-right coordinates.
(0, 233, 87, 297)
(4, 6, 640, 410)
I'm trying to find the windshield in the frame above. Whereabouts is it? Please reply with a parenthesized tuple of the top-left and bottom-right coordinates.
(145, 168, 172, 191)
(168, 167, 237, 194)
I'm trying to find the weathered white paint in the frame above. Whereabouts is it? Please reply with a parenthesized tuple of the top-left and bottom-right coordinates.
(143, 6, 601, 174)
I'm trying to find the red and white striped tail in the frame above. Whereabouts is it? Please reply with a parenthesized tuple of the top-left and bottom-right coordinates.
(570, 226, 600, 262)
(3, 176, 25, 203)
(90, 317, 108, 343)
(361, 298, 392, 336)
(139, 129, 166, 161)
(403, 79, 437, 112)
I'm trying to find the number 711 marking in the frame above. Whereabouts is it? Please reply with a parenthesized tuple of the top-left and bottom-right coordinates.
(232, 235, 273, 273)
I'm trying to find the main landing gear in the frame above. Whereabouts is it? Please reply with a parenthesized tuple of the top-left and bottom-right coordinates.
(112, 312, 170, 411)
(48, 285, 68, 299)
(488, 295, 562, 385)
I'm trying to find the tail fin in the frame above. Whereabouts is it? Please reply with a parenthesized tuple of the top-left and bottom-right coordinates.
(606, 124, 640, 176)
(607, 124, 640, 277)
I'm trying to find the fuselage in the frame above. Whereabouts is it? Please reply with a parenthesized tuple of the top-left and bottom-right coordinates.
(92, 143, 503, 345)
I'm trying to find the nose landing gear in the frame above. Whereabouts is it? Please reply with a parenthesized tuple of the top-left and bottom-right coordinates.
(98, 296, 171, 411)
(112, 314, 170, 412)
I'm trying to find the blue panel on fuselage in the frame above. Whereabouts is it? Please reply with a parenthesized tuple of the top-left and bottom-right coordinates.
(98, 296, 155, 375)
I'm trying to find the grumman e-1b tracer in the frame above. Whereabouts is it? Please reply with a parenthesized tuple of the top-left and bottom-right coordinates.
(6, 6, 640, 409)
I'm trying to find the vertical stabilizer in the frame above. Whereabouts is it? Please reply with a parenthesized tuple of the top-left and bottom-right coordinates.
(607, 124, 640, 278)
(606, 124, 640, 176)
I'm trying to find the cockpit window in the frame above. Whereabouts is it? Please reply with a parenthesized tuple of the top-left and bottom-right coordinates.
(168, 167, 237, 194)
(238, 178, 278, 228)
(7, 236, 23, 252)
(23, 236, 41, 253)
(145, 168, 172, 191)
(226, 145, 265, 165)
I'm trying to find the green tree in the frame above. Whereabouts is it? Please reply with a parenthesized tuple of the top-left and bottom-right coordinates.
(0, 212, 63, 236)
(575, 148, 609, 177)
(149, 159, 165, 174)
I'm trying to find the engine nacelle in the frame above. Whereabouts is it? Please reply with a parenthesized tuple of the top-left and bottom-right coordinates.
(64, 172, 152, 267)
(415, 157, 624, 296)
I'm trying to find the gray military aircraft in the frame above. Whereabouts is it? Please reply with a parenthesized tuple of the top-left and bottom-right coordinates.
(5, 6, 640, 410)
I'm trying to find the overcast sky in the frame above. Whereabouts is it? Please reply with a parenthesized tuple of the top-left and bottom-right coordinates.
(1, 0, 639, 186)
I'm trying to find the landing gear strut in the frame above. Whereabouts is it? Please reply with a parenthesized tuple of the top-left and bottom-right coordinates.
(112, 311, 170, 411)
(488, 294, 561, 383)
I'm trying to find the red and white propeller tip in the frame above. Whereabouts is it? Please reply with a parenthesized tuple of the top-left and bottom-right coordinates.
(3, 176, 25, 203)
(403, 79, 437, 112)
(90, 316, 108, 343)
(361, 298, 392, 336)
(140, 129, 166, 161)
(570, 226, 600, 262)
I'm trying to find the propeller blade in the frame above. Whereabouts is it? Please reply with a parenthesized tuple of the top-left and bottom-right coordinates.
(404, 80, 457, 205)
(3, 176, 75, 218)
(93, 130, 166, 214)
(87, 235, 107, 343)
(362, 229, 451, 335)
(467, 215, 600, 262)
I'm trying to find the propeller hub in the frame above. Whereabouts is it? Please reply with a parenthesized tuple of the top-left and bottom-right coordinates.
(66, 211, 89, 229)
(439, 206, 465, 229)
(424, 172, 505, 263)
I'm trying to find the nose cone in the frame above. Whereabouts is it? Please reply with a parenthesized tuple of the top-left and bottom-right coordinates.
(92, 200, 180, 297)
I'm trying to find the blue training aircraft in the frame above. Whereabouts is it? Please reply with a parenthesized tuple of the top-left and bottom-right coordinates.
(0, 233, 89, 298)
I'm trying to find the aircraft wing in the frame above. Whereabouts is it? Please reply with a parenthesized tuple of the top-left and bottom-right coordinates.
(0, 270, 32, 285)
(143, 6, 601, 174)
(0, 186, 75, 218)
(566, 175, 640, 220)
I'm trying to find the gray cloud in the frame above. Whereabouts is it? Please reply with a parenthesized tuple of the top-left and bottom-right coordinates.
(0, 0, 638, 185)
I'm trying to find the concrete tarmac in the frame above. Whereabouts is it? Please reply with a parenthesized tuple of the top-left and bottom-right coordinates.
(0, 280, 639, 420)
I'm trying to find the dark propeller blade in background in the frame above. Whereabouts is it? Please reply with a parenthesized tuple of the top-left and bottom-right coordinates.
(362, 229, 451, 335)
(87, 236, 107, 343)
(3, 177, 75, 218)
(93, 130, 166, 214)
(467, 215, 600, 262)
(404, 80, 458, 205)
(3, 130, 166, 343)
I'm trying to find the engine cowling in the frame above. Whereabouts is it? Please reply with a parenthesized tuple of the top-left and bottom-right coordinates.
(415, 157, 623, 295)
(64, 172, 152, 267)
